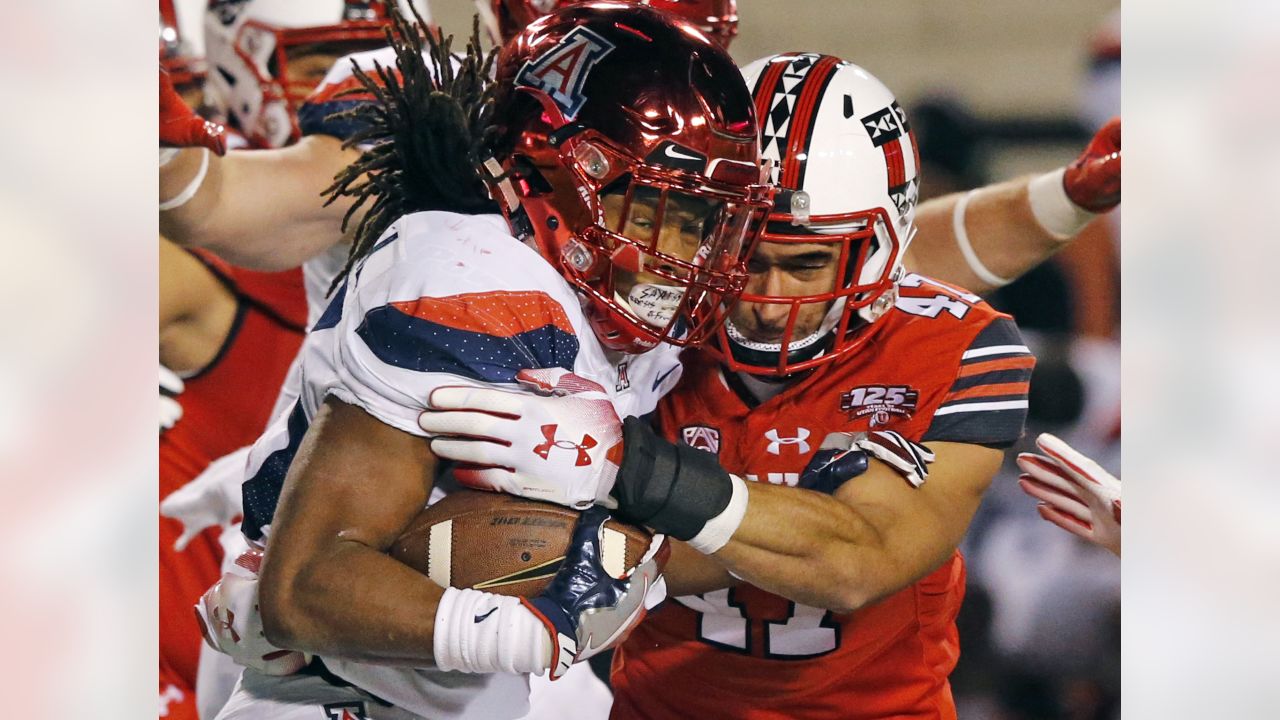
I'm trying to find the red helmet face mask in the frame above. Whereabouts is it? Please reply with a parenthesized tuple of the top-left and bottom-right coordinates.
(483, 3, 772, 354)
(205, 0, 431, 148)
(481, 0, 738, 49)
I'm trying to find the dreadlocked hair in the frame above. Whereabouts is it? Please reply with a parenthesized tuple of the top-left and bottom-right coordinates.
(323, 7, 500, 293)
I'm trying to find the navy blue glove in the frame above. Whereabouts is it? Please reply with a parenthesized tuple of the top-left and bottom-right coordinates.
(522, 506, 668, 679)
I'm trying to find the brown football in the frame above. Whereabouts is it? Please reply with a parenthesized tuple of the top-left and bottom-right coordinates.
(390, 489, 656, 597)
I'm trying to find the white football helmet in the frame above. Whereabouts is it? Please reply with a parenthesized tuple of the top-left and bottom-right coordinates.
(160, 0, 210, 88)
(721, 53, 921, 376)
(204, 0, 432, 148)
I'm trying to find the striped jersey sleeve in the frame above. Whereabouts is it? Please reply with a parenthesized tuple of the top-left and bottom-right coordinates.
(334, 286, 580, 435)
(297, 47, 397, 141)
(922, 316, 1034, 448)
(327, 216, 583, 436)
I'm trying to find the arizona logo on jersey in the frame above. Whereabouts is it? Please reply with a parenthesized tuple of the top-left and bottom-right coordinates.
(516, 26, 616, 119)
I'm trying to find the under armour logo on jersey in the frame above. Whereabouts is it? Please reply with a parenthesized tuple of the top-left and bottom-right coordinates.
(159, 684, 185, 716)
(533, 424, 598, 466)
(765, 428, 811, 455)
(516, 27, 616, 120)
(323, 702, 369, 720)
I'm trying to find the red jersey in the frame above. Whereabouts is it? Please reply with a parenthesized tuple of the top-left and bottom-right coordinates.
(611, 274, 1034, 720)
(159, 251, 306, 718)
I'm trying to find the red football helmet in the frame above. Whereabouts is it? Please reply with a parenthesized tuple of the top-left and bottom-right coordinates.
(483, 2, 772, 353)
(478, 0, 738, 48)
(715, 53, 922, 376)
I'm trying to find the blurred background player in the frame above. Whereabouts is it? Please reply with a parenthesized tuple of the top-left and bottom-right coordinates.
(159, 3, 312, 717)
(159, 235, 306, 719)
(160, 0, 429, 307)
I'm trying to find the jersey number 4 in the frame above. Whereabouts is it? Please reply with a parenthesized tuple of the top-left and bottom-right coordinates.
(683, 588, 840, 659)
(895, 273, 979, 319)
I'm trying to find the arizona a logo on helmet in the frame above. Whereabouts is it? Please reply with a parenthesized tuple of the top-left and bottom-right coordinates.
(516, 26, 616, 119)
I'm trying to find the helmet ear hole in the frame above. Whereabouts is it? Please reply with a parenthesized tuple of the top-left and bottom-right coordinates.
(512, 156, 554, 195)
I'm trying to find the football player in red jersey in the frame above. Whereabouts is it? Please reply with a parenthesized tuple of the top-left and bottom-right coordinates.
(159, 237, 307, 719)
(421, 53, 1047, 719)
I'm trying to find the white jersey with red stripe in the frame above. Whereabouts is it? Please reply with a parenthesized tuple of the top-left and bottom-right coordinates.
(235, 210, 683, 719)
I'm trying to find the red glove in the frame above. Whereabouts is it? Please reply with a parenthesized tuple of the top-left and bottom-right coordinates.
(1063, 117, 1120, 212)
(160, 66, 226, 156)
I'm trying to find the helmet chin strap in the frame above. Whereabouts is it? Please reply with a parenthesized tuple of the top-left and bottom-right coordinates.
(724, 295, 847, 367)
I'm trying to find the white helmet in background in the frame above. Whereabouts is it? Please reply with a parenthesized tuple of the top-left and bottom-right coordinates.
(720, 53, 921, 376)
(204, 0, 432, 148)
(160, 0, 211, 88)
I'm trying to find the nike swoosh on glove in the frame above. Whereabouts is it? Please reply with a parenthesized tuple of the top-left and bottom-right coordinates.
(419, 369, 624, 510)
(1016, 433, 1121, 556)
(522, 506, 668, 679)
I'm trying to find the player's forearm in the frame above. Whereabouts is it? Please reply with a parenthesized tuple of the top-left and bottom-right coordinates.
(662, 540, 738, 596)
(709, 483, 891, 614)
(160, 138, 358, 270)
(908, 176, 1062, 294)
(259, 538, 444, 665)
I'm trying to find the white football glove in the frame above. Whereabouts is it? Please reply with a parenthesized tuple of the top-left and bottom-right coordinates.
(161, 446, 250, 551)
(160, 365, 184, 432)
(1016, 433, 1121, 556)
(194, 547, 311, 676)
(418, 369, 623, 510)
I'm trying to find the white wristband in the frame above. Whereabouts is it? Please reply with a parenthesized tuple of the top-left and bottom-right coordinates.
(1027, 167, 1096, 240)
(159, 147, 180, 167)
(433, 587, 550, 675)
(952, 189, 1013, 289)
(687, 474, 749, 555)
(159, 148, 209, 212)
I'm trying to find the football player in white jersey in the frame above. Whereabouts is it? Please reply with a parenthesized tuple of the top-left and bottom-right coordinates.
(197, 6, 772, 719)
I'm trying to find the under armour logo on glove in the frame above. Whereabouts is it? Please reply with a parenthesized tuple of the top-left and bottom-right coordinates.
(420, 368, 624, 509)
(533, 424, 598, 466)
(211, 606, 241, 643)
(765, 428, 811, 455)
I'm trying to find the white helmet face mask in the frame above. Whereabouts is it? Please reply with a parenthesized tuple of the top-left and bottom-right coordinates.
(204, 0, 432, 148)
(720, 53, 921, 376)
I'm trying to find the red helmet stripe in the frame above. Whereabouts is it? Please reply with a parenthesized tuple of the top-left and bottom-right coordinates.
(781, 55, 840, 189)
(882, 137, 906, 188)
(751, 60, 788, 137)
